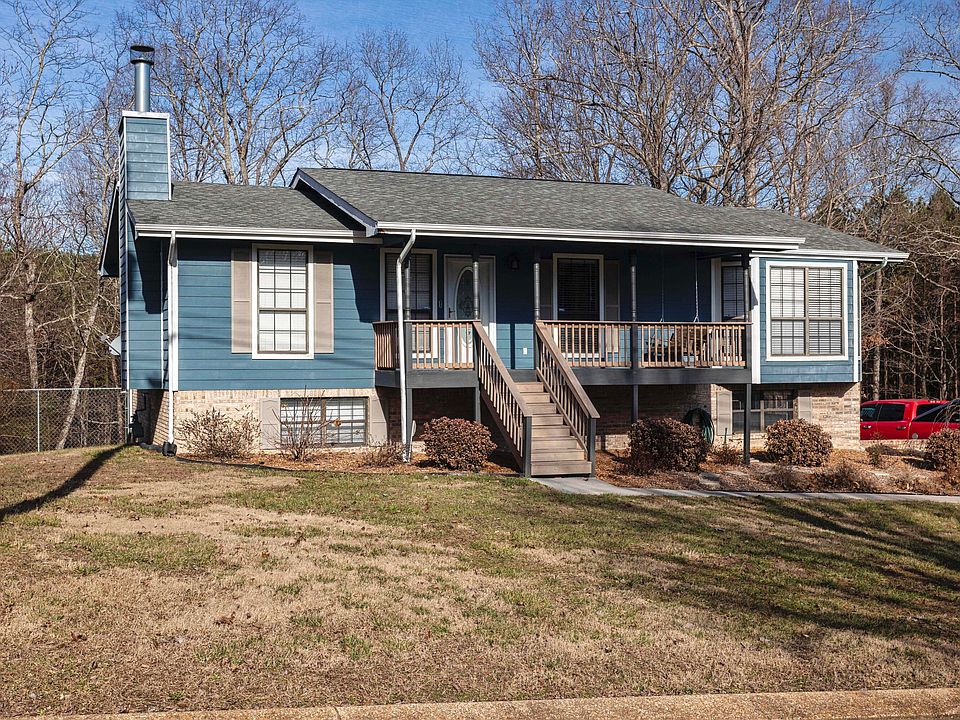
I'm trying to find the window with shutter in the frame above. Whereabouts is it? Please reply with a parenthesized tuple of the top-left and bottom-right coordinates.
(383, 251, 434, 321)
(769, 265, 844, 357)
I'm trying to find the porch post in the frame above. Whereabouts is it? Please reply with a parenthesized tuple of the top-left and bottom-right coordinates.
(533, 249, 541, 321)
(743, 382, 752, 465)
(472, 246, 480, 321)
(630, 251, 639, 421)
(630, 251, 637, 322)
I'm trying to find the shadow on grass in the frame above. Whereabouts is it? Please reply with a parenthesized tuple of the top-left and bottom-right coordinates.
(0, 445, 123, 523)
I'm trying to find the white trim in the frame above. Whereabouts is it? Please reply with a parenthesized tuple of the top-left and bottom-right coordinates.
(755, 248, 908, 262)
(553, 253, 605, 321)
(764, 260, 849, 362)
(134, 224, 373, 242)
(377, 221, 803, 250)
(379, 247, 438, 321)
(291, 170, 378, 236)
(853, 261, 862, 380)
(443, 255, 498, 346)
(750, 257, 761, 383)
(121, 110, 169, 120)
(250, 243, 315, 360)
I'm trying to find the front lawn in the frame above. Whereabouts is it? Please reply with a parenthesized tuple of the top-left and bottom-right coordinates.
(1, 447, 959, 715)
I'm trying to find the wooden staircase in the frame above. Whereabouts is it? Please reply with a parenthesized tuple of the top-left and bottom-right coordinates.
(515, 381, 594, 477)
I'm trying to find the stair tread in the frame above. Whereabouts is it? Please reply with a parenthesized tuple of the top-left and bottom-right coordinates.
(530, 459, 593, 477)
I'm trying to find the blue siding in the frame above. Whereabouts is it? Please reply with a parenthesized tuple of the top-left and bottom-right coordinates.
(121, 114, 170, 390)
(177, 240, 379, 390)
(758, 257, 856, 384)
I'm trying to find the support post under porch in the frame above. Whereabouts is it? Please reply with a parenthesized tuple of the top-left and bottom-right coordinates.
(742, 252, 752, 465)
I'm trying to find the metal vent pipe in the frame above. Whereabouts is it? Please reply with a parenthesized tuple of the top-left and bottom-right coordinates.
(130, 44, 155, 112)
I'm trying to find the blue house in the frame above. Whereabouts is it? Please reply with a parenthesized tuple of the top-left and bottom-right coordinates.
(101, 47, 906, 477)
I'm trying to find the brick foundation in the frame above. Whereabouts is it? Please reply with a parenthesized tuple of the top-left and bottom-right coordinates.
(171, 388, 389, 453)
(585, 384, 712, 450)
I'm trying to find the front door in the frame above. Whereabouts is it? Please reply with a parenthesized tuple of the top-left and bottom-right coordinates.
(445, 257, 495, 342)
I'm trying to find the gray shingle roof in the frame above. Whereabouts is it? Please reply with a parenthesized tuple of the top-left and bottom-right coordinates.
(299, 168, 903, 257)
(128, 182, 359, 232)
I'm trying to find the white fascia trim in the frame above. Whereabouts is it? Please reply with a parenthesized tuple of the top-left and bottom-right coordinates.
(291, 170, 378, 237)
(750, 257, 761, 383)
(134, 224, 378, 243)
(853, 259, 861, 383)
(377, 222, 805, 250)
(121, 110, 169, 120)
(168, 232, 179, 392)
(757, 248, 909, 262)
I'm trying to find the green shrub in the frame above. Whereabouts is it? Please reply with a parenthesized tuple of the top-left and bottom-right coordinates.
(178, 408, 259, 459)
(765, 418, 832, 467)
(628, 417, 708, 474)
(421, 417, 496, 471)
(927, 429, 960, 473)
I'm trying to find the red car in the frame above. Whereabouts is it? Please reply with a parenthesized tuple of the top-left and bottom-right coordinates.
(860, 399, 949, 440)
(905, 400, 960, 439)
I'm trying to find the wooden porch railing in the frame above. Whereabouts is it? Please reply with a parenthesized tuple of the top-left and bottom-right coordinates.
(534, 321, 599, 471)
(544, 321, 748, 368)
(373, 321, 400, 370)
(473, 321, 531, 470)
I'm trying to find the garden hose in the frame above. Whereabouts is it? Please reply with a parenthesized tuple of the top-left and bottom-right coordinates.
(683, 406, 715, 446)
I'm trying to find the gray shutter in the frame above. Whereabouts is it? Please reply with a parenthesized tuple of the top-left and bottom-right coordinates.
(314, 251, 334, 353)
(538, 258, 553, 321)
(797, 389, 813, 421)
(716, 387, 734, 439)
(604, 260, 620, 321)
(231, 247, 252, 353)
(260, 398, 281, 451)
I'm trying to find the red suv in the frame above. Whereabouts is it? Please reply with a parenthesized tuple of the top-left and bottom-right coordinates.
(860, 399, 949, 440)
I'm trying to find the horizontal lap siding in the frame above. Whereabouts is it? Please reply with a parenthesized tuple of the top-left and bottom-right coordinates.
(178, 240, 378, 390)
(123, 115, 169, 390)
(759, 257, 856, 383)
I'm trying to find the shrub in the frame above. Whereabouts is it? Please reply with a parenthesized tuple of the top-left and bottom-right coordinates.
(276, 396, 338, 462)
(421, 417, 496, 471)
(628, 417, 708, 474)
(815, 460, 878, 492)
(712, 440, 741, 466)
(360, 441, 404, 468)
(866, 442, 886, 469)
(772, 464, 811, 492)
(178, 408, 259, 459)
(927, 429, 960, 473)
(764, 418, 833, 467)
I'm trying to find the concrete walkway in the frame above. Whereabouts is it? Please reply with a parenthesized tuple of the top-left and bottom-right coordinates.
(534, 475, 960, 503)
(11, 688, 960, 720)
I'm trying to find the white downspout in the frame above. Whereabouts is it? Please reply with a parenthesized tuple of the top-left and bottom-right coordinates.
(396, 229, 417, 460)
(166, 229, 178, 450)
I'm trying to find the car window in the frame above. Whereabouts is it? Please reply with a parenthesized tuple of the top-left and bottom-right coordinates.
(860, 404, 879, 421)
(914, 405, 947, 423)
(877, 403, 906, 421)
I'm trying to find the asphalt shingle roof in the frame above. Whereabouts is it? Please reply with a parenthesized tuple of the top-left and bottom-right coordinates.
(300, 168, 901, 257)
(128, 182, 359, 232)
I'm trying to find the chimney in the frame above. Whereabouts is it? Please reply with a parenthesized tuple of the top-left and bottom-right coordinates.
(130, 44, 155, 113)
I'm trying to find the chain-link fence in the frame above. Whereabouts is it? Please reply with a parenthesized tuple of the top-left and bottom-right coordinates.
(0, 388, 126, 455)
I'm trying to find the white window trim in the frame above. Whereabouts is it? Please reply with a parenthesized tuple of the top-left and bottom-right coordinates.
(552, 253, 605, 321)
(765, 260, 848, 362)
(251, 243, 315, 360)
(379, 247, 438, 321)
(712, 259, 747, 322)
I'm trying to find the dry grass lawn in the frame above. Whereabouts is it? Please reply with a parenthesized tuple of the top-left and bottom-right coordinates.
(2, 446, 960, 716)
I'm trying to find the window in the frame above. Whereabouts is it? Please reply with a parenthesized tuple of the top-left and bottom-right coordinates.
(769, 265, 844, 357)
(914, 403, 949, 421)
(257, 248, 308, 354)
(721, 265, 745, 320)
(384, 251, 433, 320)
(279, 397, 367, 447)
(732, 389, 797, 433)
(556, 256, 601, 320)
(860, 404, 879, 422)
(876, 403, 905, 422)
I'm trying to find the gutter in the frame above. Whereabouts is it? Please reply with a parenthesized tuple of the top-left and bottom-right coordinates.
(396, 229, 417, 461)
(860, 256, 889, 280)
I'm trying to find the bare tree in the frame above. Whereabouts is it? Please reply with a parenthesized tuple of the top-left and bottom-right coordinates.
(118, 0, 349, 185)
(0, 0, 96, 389)
(341, 29, 478, 172)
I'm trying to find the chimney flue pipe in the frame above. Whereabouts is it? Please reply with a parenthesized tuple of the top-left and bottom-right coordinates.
(130, 44, 155, 113)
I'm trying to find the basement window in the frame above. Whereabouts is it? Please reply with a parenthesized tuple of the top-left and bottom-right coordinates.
(279, 397, 367, 447)
(732, 389, 797, 434)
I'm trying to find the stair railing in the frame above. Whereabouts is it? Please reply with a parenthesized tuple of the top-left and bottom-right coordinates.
(534, 320, 600, 474)
(472, 321, 533, 475)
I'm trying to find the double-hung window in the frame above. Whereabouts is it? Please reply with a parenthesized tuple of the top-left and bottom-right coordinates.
(769, 265, 844, 357)
(257, 248, 309, 355)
